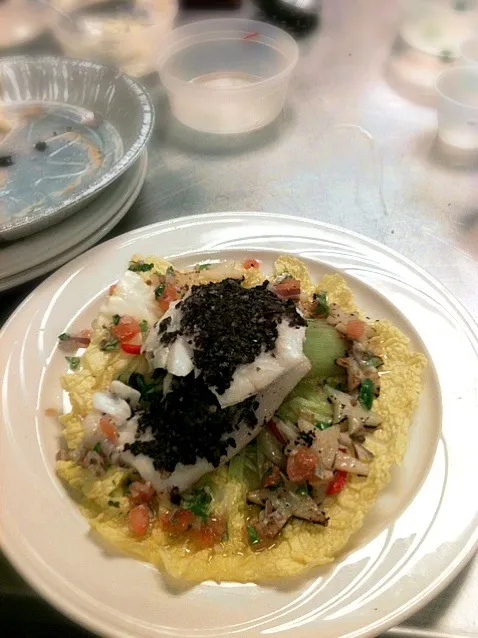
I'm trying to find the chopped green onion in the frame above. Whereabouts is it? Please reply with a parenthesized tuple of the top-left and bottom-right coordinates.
(315, 420, 332, 431)
(100, 337, 119, 352)
(128, 261, 153, 272)
(58, 332, 70, 341)
(247, 525, 260, 545)
(365, 355, 383, 369)
(296, 483, 309, 496)
(139, 319, 148, 335)
(166, 266, 174, 276)
(112, 314, 120, 325)
(93, 442, 101, 454)
(182, 488, 212, 522)
(358, 378, 374, 410)
(108, 500, 120, 508)
(313, 291, 329, 317)
(197, 263, 210, 271)
(65, 356, 80, 370)
(154, 283, 166, 299)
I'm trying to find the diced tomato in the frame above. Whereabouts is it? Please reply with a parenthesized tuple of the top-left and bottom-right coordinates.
(346, 319, 366, 340)
(108, 283, 117, 296)
(129, 481, 155, 506)
(326, 470, 348, 495)
(121, 343, 142, 355)
(190, 517, 226, 549)
(286, 448, 318, 483)
(111, 315, 141, 343)
(243, 258, 259, 269)
(274, 278, 301, 299)
(160, 509, 195, 534)
(267, 419, 286, 446)
(263, 465, 281, 488)
(129, 504, 150, 537)
(157, 284, 178, 312)
(99, 416, 118, 443)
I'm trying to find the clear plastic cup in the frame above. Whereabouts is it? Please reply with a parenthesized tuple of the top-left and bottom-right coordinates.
(436, 67, 478, 149)
(461, 37, 478, 64)
(157, 19, 299, 134)
(52, 0, 178, 77)
(400, 0, 478, 59)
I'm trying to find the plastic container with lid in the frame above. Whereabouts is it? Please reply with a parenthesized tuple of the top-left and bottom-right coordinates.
(157, 19, 299, 134)
(436, 66, 478, 149)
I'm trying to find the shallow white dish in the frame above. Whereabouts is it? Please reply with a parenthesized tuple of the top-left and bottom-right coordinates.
(0, 152, 147, 292)
(1, 212, 477, 638)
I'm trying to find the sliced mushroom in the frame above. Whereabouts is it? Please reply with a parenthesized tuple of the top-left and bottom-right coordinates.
(326, 386, 382, 432)
(334, 451, 370, 476)
(247, 486, 328, 532)
(353, 442, 375, 462)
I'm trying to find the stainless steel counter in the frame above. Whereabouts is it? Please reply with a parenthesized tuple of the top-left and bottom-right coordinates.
(1, 0, 477, 636)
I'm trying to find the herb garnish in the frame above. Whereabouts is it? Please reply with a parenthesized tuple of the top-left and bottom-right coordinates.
(112, 314, 120, 325)
(296, 483, 309, 496)
(182, 487, 212, 522)
(358, 378, 374, 410)
(108, 500, 120, 508)
(100, 337, 119, 352)
(128, 261, 153, 272)
(93, 442, 101, 454)
(315, 420, 332, 431)
(65, 356, 80, 370)
(247, 525, 260, 545)
(58, 332, 70, 341)
(313, 291, 329, 317)
(154, 283, 166, 299)
(139, 319, 148, 335)
(197, 263, 210, 271)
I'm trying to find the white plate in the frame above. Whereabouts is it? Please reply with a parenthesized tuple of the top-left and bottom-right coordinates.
(0, 152, 147, 292)
(1, 213, 477, 638)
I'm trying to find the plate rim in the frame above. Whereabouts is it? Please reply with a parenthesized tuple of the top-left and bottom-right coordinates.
(0, 56, 154, 240)
(1, 212, 478, 638)
(0, 152, 148, 293)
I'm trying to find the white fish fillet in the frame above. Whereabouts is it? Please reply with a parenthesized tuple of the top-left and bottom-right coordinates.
(144, 301, 308, 408)
(100, 270, 158, 325)
(120, 358, 311, 493)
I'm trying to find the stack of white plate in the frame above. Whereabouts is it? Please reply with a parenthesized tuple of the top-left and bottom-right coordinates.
(0, 56, 154, 292)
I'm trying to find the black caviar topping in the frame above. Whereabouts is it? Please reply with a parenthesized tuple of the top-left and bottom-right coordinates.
(171, 278, 306, 395)
(125, 372, 259, 472)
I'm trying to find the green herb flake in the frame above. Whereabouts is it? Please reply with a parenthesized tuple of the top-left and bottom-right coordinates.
(315, 420, 332, 431)
(93, 442, 101, 454)
(439, 49, 455, 63)
(166, 266, 174, 276)
(154, 283, 166, 299)
(313, 291, 329, 317)
(139, 319, 148, 335)
(58, 332, 70, 342)
(108, 500, 120, 508)
(247, 525, 260, 545)
(197, 263, 210, 271)
(182, 487, 212, 522)
(100, 337, 119, 352)
(65, 356, 80, 371)
(358, 378, 374, 410)
(296, 482, 309, 496)
(112, 314, 120, 325)
(366, 355, 383, 369)
(128, 261, 154, 272)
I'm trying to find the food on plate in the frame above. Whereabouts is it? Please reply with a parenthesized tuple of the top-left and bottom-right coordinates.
(55, 255, 426, 582)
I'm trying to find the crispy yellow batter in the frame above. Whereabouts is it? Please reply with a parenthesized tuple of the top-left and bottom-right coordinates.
(57, 256, 426, 582)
